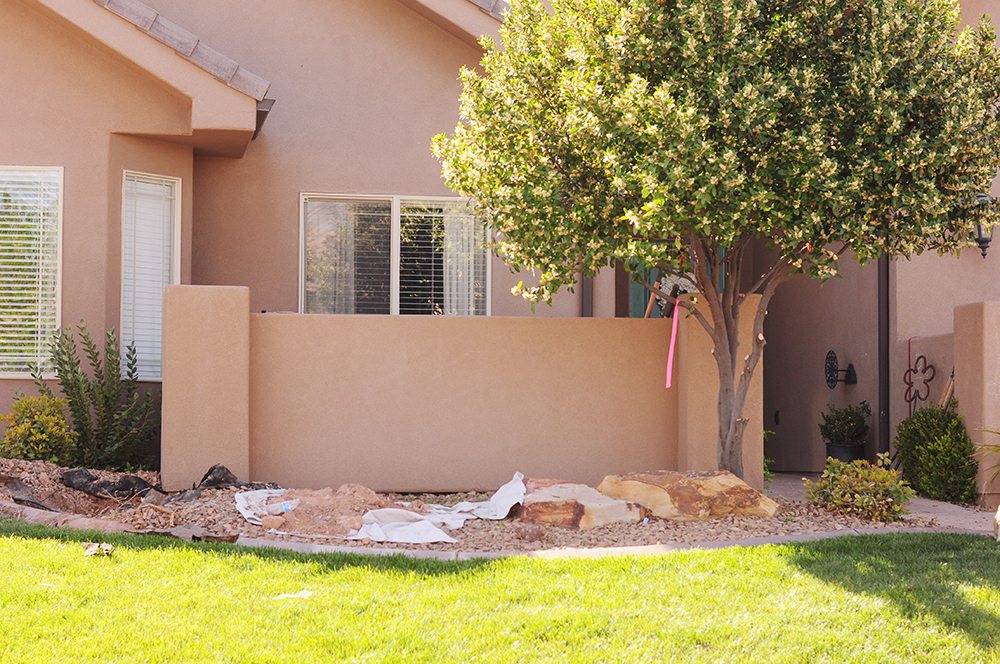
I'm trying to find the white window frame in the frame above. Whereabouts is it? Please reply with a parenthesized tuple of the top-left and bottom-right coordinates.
(298, 193, 491, 316)
(120, 170, 182, 383)
(0, 165, 63, 379)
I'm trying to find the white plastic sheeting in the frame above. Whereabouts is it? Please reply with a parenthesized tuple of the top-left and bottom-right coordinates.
(234, 473, 526, 544)
(348, 472, 526, 544)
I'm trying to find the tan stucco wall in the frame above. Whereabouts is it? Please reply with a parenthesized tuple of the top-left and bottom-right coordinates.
(161, 287, 250, 490)
(763, 256, 879, 472)
(0, 0, 196, 413)
(143, 0, 585, 317)
(954, 303, 1000, 506)
(161, 286, 764, 492)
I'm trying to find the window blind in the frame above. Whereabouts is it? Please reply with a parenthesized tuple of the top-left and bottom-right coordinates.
(400, 199, 487, 316)
(303, 196, 488, 317)
(303, 198, 392, 314)
(0, 168, 60, 375)
(122, 173, 176, 380)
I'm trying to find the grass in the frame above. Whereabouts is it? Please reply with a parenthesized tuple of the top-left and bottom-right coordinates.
(0, 521, 999, 662)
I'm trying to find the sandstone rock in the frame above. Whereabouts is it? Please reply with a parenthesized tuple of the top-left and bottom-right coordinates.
(597, 470, 779, 521)
(521, 482, 642, 530)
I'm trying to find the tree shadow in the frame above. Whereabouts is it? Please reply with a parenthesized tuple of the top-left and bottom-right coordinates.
(0, 518, 491, 578)
(788, 533, 1000, 649)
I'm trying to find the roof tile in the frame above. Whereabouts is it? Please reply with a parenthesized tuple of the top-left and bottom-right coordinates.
(147, 15, 198, 56)
(93, 0, 271, 101)
(186, 41, 239, 83)
(105, 0, 156, 30)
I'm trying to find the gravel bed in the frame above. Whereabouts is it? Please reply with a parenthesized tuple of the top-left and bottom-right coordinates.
(0, 459, 936, 552)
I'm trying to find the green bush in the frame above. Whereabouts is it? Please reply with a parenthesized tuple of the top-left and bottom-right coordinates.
(30, 322, 158, 470)
(819, 401, 871, 445)
(805, 454, 914, 522)
(0, 395, 77, 463)
(893, 402, 977, 504)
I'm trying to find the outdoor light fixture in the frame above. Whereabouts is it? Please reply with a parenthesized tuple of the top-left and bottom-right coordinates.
(825, 350, 857, 390)
(973, 193, 994, 259)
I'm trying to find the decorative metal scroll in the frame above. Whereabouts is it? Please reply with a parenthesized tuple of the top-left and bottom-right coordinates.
(903, 355, 936, 416)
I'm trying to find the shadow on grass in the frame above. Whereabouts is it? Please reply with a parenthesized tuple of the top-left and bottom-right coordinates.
(0, 518, 489, 578)
(788, 533, 1000, 649)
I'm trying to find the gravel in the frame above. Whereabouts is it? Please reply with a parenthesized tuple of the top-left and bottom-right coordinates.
(0, 459, 936, 553)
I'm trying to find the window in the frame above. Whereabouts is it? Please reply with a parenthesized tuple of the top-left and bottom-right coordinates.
(0, 167, 61, 376)
(121, 172, 179, 381)
(301, 195, 489, 316)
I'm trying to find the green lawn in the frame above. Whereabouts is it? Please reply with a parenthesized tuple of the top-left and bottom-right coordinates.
(0, 521, 998, 662)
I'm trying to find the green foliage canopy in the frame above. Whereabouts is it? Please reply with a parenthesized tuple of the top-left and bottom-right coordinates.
(435, 0, 1000, 296)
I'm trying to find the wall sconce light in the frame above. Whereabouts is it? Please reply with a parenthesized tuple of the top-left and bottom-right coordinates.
(973, 193, 994, 259)
(825, 350, 857, 389)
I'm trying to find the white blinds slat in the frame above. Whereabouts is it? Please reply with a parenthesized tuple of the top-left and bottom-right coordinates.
(121, 173, 176, 380)
(0, 168, 60, 374)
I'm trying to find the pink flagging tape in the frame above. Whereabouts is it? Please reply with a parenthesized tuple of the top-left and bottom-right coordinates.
(665, 298, 681, 388)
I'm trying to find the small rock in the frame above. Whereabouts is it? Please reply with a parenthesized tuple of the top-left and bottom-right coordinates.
(167, 489, 202, 504)
(514, 523, 548, 543)
(140, 489, 168, 506)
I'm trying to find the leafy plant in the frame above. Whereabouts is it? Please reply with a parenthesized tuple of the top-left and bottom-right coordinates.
(763, 456, 775, 488)
(30, 322, 158, 469)
(805, 454, 915, 522)
(819, 401, 871, 446)
(893, 402, 978, 504)
(0, 395, 77, 463)
(433, 0, 1000, 480)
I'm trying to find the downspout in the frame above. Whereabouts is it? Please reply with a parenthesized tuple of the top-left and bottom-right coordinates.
(877, 255, 890, 454)
(581, 276, 594, 317)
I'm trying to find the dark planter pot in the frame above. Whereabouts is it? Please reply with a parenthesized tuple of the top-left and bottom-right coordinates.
(825, 442, 865, 463)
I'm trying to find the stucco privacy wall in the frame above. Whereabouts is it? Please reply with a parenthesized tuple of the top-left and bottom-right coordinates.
(161, 286, 764, 492)
(0, 0, 195, 410)
(144, 0, 582, 317)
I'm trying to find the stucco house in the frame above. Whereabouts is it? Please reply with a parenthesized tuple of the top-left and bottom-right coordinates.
(3, 0, 1000, 499)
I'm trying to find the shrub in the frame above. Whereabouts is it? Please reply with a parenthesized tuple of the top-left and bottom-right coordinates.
(31, 322, 158, 470)
(0, 395, 77, 463)
(819, 401, 871, 445)
(805, 453, 914, 522)
(893, 402, 978, 504)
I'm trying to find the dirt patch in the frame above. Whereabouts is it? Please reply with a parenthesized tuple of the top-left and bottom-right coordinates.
(0, 459, 937, 552)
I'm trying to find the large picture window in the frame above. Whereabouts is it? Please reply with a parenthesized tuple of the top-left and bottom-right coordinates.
(121, 172, 179, 381)
(302, 195, 489, 316)
(0, 167, 61, 375)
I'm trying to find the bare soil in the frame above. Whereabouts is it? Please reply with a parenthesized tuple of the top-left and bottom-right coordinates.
(0, 459, 934, 552)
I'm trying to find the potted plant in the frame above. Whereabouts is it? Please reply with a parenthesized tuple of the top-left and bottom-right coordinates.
(819, 401, 871, 463)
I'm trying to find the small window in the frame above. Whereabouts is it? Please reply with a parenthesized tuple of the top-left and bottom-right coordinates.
(302, 196, 488, 316)
(0, 167, 61, 375)
(121, 172, 179, 380)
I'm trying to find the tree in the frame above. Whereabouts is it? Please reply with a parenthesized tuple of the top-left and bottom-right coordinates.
(432, 0, 1000, 479)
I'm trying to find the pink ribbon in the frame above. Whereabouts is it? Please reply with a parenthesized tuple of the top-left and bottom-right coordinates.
(665, 297, 681, 388)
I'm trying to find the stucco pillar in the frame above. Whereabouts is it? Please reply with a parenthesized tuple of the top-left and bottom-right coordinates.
(676, 296, 764, 489)
(161, 285, 250, 491)
(954, 302, 1000, 507)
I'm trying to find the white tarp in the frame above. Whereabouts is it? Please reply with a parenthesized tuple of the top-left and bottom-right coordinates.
(348, 472, 526, 544)
(234, 473, 527, 544)
(234, 489, 298, 526)
(349, 508, 458, 544)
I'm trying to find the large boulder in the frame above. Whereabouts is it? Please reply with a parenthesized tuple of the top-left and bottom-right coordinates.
(521, 482, 643, 530)
(597, 470, 779, 521)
